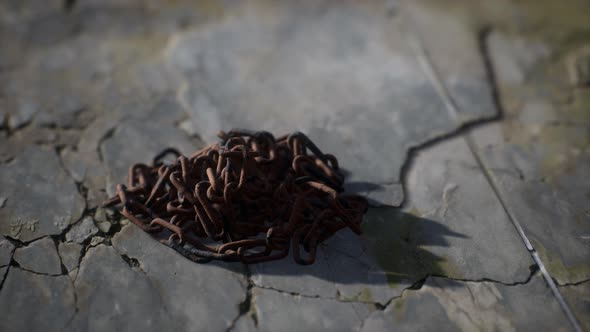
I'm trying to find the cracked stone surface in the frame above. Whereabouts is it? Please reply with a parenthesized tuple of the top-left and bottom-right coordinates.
(100, 98, 201, 196)
(167, 0, 496, 206)
(471, 31, 590, 284)
(253, 287, 373, 332)
(0, 236, 15, 267)
(0, 146, 86, 242)
(111, 224, 248, 332)
(66, 216, 99, 244)
(252, 136, 532, 303)
(253, 227, 401, 303)
(13, 237, 62, 275)
(401, 136, 533, 282)
(362, 276, 570, 331)
(400, 0, 497, 123)
(560, 281, 590, 331)
(58, 242, 82, 273)
(0, 0, 587, 331)
(70, 244, 172, 331)
(0, 268, 75, 332)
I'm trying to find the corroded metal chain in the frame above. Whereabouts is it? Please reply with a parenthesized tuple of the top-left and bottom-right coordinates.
(103, 130, 368, 265)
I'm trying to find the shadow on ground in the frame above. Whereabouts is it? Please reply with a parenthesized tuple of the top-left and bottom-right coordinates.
(194, 206, 470, 294)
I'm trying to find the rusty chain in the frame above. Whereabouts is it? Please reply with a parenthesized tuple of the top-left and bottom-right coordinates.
(103, 130, 368, 265)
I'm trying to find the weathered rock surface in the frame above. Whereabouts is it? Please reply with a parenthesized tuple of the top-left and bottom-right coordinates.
(111, 224, 248, 332)
(560, 281, 590, 331)
(0, 1, 586, 331)
(0, 236, 15, 267)
(167, 0, 497, 206)
(473, 32, 590, 284)
(66, 216, 99, 244)
(361, 276, 570, 331)
(58, 242, 82, 273)
(100, 98, 200, 196)
(401, 0, 497, 123)
(70, 244, 172, 331)
(253, 287, 373, 332)
(0, 146, 86, 242)
(252, 136, 532, 303)
(402, 136, 533, 282)
(13, 237, 62, 275)
(0, 268, 75, 332)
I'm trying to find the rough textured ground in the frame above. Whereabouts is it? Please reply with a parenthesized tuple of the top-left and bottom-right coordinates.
(0, 0, 588, 331)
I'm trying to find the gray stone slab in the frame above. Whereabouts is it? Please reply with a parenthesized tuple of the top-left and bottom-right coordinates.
(70, 244, 172, 332)
(13, 237, 62, 275)
(58, 242, 82, 273)
(0, 235, 14, 267)
(232, 315, 257, 332)
(60, 148, 88, 183)
(165, 0, 497, 206)
(0, 268, 75, 332)
(0, 145, 85, 241)
(561, 281, 590, 331)
(472, 32, 590, 284)
(401, 136, 533, 282)
(253, 136, 532, 303)
(362, 276, 570, 331)
(252, 226, 407, 305)
(112, 224, 248, 332)
(400, 1, 497, 123)
(253, 287, 373, 332)
(100, 98, 200, 196)
(66, 216, 99, 244)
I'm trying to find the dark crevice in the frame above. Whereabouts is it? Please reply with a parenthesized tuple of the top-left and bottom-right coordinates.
(397, 114, 502, 208)
(557, 279, 590, 287)
(371, 267, 539, 317)
(112, 248, 173, 319)
(50, 236, 70, 275)
(120, 254, 141, 270)
(2, 116, 35, 138)
(429, 265, 538, 287)
(477, 25, 506, 122)
(395, 27, 504, 207)
(0, 266, 10, 292)
(372, 276, 430, 312)
(8, 261, 65, 277)
(63, 278, 79, 330)
(96, 126, 117, 163)
(227, 265, 256, 331)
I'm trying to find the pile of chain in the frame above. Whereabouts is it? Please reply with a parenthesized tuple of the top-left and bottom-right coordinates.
(103, 130, 368, 265)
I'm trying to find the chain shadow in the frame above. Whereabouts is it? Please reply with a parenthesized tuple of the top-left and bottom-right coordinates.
(249, 207, 468, 294)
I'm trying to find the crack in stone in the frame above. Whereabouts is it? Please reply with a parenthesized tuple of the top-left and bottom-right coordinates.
(54, 150, 89, 231)
(252, 284, 380, 305)
(227, 265, 256, 332)
(358, 269, 541, 329)
(111, 247, 174, 320)
(0, 266, 9, 291)
(63, 271, 79, 330)
(8, 263, 65, 277)
(402, 21, 583, 332)
(96, 126, 117, 163)
(558, 279, 590, 287)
